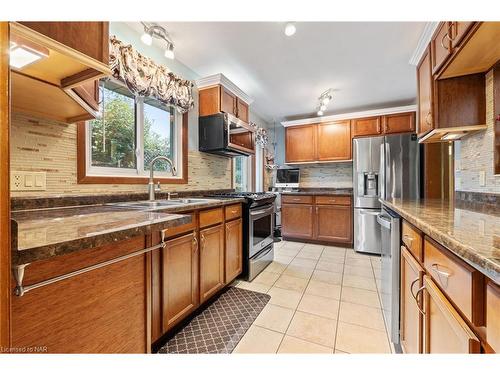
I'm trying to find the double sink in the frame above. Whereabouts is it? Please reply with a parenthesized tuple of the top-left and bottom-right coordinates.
(108, 198, 215, 211)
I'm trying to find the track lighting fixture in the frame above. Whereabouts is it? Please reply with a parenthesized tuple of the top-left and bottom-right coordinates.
(316, 89, 333, 116)
(140, 22, 175, 60)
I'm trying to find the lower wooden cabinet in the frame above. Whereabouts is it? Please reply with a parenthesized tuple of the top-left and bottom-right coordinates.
(162, 232, 199, 333)
(486, 281, 500, 352)
(423, 275, 480, 353)
(400, 247, 424, 353)
(315, 205, 352, 243)
(281, 203, 314, 240)
(199, 224, 225, 303)
(225, 218, 243, 283)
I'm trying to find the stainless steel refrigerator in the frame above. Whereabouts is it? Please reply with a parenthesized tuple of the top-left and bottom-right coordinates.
(354, 133, 420, 347)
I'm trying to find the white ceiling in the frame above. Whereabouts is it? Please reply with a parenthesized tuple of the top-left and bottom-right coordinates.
(127, 22, 426, 123)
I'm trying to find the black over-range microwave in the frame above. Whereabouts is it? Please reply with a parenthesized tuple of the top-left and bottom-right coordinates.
(199, 113, 255, 157)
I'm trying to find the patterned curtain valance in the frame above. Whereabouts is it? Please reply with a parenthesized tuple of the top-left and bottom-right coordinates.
(109, 36, 194, 113)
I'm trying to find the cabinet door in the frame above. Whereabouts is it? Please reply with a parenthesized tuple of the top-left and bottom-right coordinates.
(200, 225, 225, 303)
(220, 86, 237, 117)
(225, 218, 243, 283)
(236, 98, 249, 122)
(281, 204, 314, 240)
(351, 116, 381, 137)
(417, 48, 434, 136)
(285, 125, 317, 163)
(382, 112, 415, 134)
(71, 80, 100, 112)
(450, 21, 474, 48)
(423, 276, 480, 353)
(314, 205, 352, 243)
(431, 22, 452, 73)
(486, 281, 500, 353)
(317, 120, 351, 161)
(400, 247, 424, 354)
(162, 232, 199, 332)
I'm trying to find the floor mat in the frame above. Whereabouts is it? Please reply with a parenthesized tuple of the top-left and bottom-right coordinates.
(158, 287, 270, 354)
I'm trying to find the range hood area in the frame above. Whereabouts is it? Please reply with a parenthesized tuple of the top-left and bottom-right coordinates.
(9, 22, 111, 123)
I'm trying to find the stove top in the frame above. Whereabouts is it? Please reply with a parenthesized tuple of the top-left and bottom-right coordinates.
(207, 192, 276, 204)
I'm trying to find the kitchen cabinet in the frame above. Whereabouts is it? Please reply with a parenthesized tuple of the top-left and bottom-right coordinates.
(417, 47, 434, 136)
(281, 195, 352, 245)
(382, 112, 415, 134)
(315, 205, 352, 243)
(351, 116, 382, 137)
(225, 218, 243, 283)
(317, 120, 351, 161)
(486, 281, 500, 352)
(400, 247, 424, 354)
(199, 84, 250, 122)
(450, 22, 474, 48)
(423, 275, 481, 353)
(281, 203, 315, 240)
(11, 236, 150, 353)
(285, 124, 317, 163)
(199, 224, 225, 303)
(431, 22, 453, 74)
(162, 232, 199, 333)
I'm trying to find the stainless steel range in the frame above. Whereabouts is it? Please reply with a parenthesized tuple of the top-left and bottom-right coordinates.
(206, 192, 276, 281)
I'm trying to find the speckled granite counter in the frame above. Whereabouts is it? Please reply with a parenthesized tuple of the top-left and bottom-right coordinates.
(11, 197, 244, 266)
(382, 198, 500, 284)
(281, 188, 353, 196)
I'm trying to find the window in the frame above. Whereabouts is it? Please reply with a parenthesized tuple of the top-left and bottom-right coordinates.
(79, 79, 186, 183)
(233, 156, 253, 192)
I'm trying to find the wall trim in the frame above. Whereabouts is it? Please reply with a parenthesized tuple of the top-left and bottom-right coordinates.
(281, 104, 417, 127)
(195, 73, 254, 105)
(409, 22, 439, 66)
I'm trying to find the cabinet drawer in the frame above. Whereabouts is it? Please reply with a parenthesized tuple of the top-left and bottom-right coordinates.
(282, 195, 313, 204)
(402, 220, 423, 262)
(315, 195, 351, 206)
(486, 281, 500, 352)
(161, 212, 196, 239)
(424, 238, 484, 325)
(225, 204, 242, 221)
(199, 207, 223, 228)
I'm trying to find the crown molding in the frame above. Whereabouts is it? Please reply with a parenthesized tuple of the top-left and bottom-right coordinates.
(281, 104, 417, 127)
(195, 73, 254, 105)
(409, 22, 439, 66)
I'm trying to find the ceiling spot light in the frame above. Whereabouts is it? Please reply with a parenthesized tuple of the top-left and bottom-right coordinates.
(315, 89, 334, 117)
(284, 23, 296, 36)
(164, 43, 175, 60)
(141, 32, 153, 46)
(317, 110, 324, 116)
(320, 104, 327, 111)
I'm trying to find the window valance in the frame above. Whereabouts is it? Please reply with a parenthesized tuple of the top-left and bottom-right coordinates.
(109, 36, 194, 113)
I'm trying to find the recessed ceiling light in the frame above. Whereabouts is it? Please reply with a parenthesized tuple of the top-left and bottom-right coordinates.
(284, 23, 296, 37)
(141, 32, 153, 46)
(9, 46, 48, 69)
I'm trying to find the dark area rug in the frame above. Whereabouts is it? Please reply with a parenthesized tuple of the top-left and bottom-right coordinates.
(158, 286, 270, 354)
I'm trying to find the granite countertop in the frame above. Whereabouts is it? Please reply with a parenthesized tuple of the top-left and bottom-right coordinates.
(381, 198, 500, 284)
(281, 188, 353, 196)
(11, 197, 244, 266)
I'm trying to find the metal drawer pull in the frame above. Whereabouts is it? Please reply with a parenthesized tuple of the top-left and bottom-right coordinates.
(12, 241, 167, 297)
(192, 233, 198, 252)
(431, 263, 451, 288)
(410, 278, 420, 300)
(414, 285, 426, 315)
(230, 210, 238, 214)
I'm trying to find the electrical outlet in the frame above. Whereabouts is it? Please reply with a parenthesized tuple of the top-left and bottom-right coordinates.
(11, 171, 46, 191)
(479, 171, 486, 187)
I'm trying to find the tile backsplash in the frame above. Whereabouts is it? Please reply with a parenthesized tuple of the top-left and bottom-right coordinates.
(298, 162, 353, 188)
(10, 113, 232, 197)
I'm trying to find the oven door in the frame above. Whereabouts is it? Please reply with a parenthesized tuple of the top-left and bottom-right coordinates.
(249, 204, 274, 258)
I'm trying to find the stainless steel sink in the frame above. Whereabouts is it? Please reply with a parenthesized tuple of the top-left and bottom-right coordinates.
(108, 198, 216, 210)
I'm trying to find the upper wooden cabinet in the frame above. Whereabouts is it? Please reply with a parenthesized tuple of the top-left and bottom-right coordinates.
(431, 22, 453, 74)
(317, 121, 351, 161)
(450, 22, 474, 48)
(382, 112, 415, 134)
(417, 47, 434, 136)
(351, 116, 381, 137)
(10, 22, 110, 123)
(199, 84, 250, 123)
(285, 124, 317, 163)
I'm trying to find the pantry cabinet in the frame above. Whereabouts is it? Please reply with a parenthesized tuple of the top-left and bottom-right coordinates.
(162, 232, 199, 332)
(199, 224, 225, 303)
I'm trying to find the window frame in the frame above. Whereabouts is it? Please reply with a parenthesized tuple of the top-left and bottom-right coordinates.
(77, 83, 188, 185)
(232, 155, 254, 192)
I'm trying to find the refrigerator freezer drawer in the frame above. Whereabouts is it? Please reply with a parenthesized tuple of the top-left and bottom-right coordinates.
(354, 208, 382, 255)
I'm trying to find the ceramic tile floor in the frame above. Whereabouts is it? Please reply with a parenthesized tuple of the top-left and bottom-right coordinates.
(232, 240, 392, 354)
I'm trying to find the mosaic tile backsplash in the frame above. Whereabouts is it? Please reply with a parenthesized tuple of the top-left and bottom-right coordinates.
(10, 113, 232, 197)
(298, 162, 353, 188)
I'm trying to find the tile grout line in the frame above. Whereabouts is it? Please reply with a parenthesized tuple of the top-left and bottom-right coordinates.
(332, 247, 347, 352)
(371, 256, 392, 352)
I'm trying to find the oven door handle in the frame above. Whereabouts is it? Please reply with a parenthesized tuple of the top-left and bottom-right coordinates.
(250, 207, 274, 217)
(252, 245, 273, 260)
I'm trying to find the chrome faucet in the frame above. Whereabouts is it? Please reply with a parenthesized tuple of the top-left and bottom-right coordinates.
(148, 156, 177, 201)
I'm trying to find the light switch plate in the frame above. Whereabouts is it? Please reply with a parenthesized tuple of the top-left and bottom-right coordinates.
(11, 171, 46, 191)
(479, 171, 486, 187)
